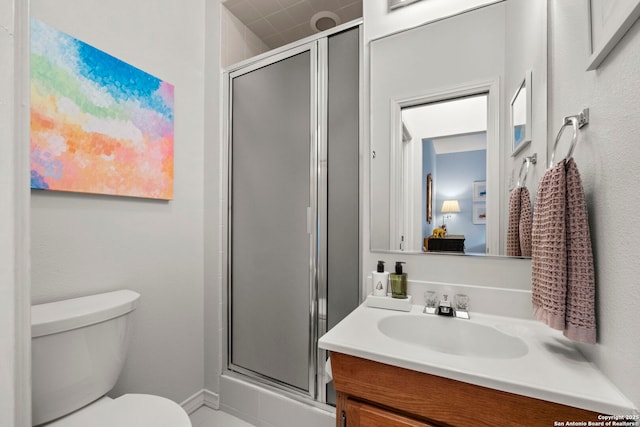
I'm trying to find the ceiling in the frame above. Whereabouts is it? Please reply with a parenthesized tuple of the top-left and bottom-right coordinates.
(223, 0, 362, 49)
(402, 95, 488, 154)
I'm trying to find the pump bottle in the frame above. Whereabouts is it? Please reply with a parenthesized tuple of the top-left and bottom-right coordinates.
(372, 260, 389, 296)
(390, 261, 407, 299)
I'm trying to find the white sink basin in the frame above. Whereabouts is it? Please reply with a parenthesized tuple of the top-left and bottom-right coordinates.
(378, 314, 528, 359)
(319, 305, 637, 415)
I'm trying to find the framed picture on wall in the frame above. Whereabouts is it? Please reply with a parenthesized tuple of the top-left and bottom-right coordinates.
(510, 71, 532, 156)
(473, 181, 486, 202)
(587, 0, 640, 70)
(473, 204, 487, 225)
(30, 19, 175, 200)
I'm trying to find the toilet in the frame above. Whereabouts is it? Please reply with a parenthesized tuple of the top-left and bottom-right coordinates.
(31, 290, 192, 426)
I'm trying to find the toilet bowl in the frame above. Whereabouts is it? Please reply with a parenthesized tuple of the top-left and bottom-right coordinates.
(31, 290, 191, 426)
(44, 395, 190, 427)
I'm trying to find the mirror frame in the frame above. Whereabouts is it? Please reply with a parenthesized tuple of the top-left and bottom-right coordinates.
(426, 173, 432, 224)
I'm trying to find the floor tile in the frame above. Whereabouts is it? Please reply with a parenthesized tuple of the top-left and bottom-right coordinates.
(189, 406, 255, 427)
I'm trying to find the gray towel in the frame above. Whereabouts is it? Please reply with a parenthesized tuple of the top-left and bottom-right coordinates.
(531, 159, 596, 344)
(507, 186, 532, 257)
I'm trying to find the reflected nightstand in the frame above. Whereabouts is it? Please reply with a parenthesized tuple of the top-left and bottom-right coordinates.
(424, 235, 465, 253)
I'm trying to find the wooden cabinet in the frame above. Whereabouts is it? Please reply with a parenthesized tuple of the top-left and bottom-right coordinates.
(342, 399, 435, 427)
(331, 351, 601, 427)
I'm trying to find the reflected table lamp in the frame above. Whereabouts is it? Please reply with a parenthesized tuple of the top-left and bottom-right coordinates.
(441, 200, 460, 232)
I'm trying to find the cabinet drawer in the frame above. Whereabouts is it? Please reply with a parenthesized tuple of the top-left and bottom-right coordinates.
(345, 399, 435, 427)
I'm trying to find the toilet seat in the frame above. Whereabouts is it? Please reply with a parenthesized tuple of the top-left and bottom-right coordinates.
(46, 394, 191, 427)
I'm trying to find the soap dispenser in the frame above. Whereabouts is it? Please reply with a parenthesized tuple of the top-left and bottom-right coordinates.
(390, 261, 407, 299)
(372, 260, 390, 297)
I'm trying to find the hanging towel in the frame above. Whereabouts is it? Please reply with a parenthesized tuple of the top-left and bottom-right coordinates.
(507, 187, 533, 257)
(531, 158, 596, 344)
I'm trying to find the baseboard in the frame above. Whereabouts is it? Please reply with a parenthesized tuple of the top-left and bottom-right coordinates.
(180, 389, 220, 414)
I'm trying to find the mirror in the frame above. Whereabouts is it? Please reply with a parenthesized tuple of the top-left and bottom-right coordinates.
(511, 71, 532, 155)
(370, 0, 547, 256)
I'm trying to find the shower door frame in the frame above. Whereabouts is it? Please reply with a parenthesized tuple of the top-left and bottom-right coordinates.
(224, 40, 326, 402)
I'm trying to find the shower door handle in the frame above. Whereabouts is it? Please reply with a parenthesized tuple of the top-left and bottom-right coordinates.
(307, 207, 313, 235)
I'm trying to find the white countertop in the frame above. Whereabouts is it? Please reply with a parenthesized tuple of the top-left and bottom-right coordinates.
(319, 303, 638, 416)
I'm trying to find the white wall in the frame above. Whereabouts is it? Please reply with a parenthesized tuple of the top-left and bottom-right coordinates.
(549, 0, 640, 410)
(1, 0, 30, 424)
(365, 0, 499, 41)
(30, 0, 206, 404)
(221, 5, 270, 68)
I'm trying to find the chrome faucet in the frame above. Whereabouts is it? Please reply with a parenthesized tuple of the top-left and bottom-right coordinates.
(424, 292, 470, 318)
(437, 294, 453, 316)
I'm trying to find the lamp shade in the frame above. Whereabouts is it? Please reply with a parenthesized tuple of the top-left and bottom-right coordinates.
(441, 200, 460, 213)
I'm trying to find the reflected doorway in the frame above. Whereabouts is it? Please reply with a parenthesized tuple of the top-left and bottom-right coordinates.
(398, 94, 490, 254)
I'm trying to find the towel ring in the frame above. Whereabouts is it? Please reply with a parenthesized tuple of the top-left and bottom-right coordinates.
(517, 153, 537, 187)
(549, 109, 589, 169)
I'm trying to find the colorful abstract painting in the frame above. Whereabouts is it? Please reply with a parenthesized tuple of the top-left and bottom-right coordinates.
(30, 19, 174, 199)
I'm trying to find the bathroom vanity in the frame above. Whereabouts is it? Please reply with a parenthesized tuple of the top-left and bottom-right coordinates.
(331, 352, 597, 426)
(319, 304, 637, 427)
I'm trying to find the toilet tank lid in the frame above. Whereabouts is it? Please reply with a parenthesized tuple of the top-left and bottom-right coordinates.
(32, 290, 141, 338)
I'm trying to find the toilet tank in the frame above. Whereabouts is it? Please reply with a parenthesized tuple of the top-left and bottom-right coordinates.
(31, 290, 141, 426)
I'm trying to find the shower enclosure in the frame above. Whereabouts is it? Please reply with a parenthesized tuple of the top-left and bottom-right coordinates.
(225, 25, 360, 405)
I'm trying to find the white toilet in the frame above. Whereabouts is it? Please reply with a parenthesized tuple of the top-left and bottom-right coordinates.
(31, 290, 192, 427)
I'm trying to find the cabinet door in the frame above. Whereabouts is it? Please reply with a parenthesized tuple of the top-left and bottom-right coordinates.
(345, 400, 435, 427)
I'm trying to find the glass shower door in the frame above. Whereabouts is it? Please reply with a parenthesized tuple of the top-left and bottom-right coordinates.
(229, 45, 316, 394)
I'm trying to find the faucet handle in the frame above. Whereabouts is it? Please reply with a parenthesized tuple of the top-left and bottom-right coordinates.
(423, 291, 438, 314)
(454, 294, 470, 310)
(424, 291, 438, 307)
(454, 294, 470, 319)
(442, 294, 448, 302)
